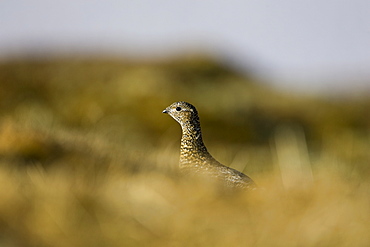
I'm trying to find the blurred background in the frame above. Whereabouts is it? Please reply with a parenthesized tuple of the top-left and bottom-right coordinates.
(0, 1, 369, 247)
(1, 0, 370, 93)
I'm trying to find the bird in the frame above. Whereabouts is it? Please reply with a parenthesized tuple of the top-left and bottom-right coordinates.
(162, 101, 256, 190)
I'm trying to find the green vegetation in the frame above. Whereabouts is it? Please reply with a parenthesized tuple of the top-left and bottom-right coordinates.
(0, 56, 369, 246)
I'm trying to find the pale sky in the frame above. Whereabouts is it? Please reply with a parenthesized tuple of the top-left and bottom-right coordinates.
(1, 0, 370, 94)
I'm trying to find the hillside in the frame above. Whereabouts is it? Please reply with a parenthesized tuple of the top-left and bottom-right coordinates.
(0, 56, 369, 247)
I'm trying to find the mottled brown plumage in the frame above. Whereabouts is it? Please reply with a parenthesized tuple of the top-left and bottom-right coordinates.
(163, 101, 256, 190)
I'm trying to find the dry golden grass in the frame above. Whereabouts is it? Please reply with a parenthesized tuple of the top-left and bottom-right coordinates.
(0, 56, 369, 247)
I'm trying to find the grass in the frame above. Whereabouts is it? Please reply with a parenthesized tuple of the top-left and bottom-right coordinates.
(0, 55, 369, 247)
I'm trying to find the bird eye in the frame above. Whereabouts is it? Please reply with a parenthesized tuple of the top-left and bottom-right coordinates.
(176, 107, 182, 111)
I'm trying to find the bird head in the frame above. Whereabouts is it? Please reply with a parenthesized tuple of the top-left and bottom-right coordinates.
(162, 101, 199, 126)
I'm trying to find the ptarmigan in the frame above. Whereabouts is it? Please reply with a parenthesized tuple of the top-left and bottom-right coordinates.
(163, 101, 256, 190)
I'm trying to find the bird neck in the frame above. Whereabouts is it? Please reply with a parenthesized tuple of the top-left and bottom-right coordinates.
(179, 119, 213, 165)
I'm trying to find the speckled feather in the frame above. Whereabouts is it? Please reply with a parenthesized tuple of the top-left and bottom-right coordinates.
(163, 101, 256, 190)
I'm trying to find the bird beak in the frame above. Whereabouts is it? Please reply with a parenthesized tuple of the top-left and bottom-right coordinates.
(162, 109, 168, 114)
